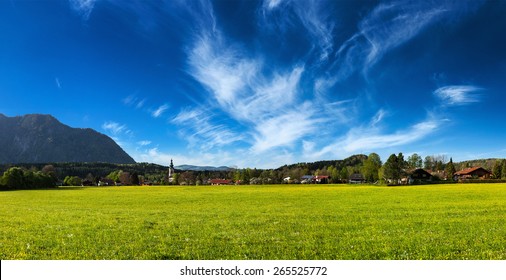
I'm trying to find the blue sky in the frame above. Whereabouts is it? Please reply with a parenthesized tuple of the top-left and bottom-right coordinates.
(1, 0, 505, 168)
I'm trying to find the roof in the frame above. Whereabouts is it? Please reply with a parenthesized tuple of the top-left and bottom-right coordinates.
(209, 179, 232, 184)
(454, 167, 491, 175)
(349, 173, 364, 179)
(301, 175, 314, 179)
(408, 168, 432, 175)
(314, 175, 329, 179)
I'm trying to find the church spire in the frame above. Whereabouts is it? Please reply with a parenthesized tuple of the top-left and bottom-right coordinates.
(168, 159, 174, 181)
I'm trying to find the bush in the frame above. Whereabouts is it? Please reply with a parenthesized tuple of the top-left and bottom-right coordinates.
(0, 167, 57, 190)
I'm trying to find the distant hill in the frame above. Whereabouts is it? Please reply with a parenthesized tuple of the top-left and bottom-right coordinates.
(455, 158, 504, 171)
(0, 114, 135, 164)
(175, 165, 233, 171)
(276, 154, 368, 171)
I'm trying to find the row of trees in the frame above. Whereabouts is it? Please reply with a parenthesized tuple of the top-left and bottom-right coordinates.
(2, 154, 506, 189)
(0, 166, 57, 190)
(492, 159, 506, 179)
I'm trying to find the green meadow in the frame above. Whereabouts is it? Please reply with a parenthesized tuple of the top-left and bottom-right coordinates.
(0, 184, 505, 260)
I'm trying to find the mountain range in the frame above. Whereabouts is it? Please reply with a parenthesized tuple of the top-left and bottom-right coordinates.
(175, 165, 234, 171)
(0, 114, 135, 164)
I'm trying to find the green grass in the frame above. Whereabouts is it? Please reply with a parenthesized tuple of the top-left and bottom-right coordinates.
(0, 184, 505, 260)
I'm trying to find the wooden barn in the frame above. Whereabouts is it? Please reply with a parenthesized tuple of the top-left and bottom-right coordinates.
(454, 167, 492, 180)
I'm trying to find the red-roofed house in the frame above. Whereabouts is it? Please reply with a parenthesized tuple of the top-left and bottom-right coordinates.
(209, 179, 232, 185)
(454, 167, 492, 180)
(314, 175, 330, 184)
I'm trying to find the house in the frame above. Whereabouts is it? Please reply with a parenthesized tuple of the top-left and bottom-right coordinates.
(98, 178, 115, 186)
(314, 175, 330, 184)
(407, 169, 433, 184)
(454, 167, 492, 180)
(81, 179, 94, 186)
(301, 175, 314, 184)
(349, 173, 365, 184)
(209, 179, 232, 185)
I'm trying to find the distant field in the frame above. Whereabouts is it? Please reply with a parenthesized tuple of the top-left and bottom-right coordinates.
(0, 184, 505, 260)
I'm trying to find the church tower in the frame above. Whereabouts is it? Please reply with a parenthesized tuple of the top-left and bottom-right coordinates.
(168, 159, 174, 183)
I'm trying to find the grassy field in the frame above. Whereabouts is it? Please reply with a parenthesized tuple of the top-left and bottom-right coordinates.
(0, 184, 505, 260)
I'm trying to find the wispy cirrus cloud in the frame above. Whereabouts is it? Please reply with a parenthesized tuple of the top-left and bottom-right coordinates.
(312, 112, 442, 159)
(261, 0, 335, 61)
(263, 0, 284, 10)
(186, 25, 331, 153)
(172, 108, 244, 150)
(137, 140, 152, 146)
(55, 78, 61, 89)
(102, 121, 129, 135)
(171, 0, 485, 167)
(69, 0, 96, 20)
(122, 95, 146, 109)
(151, 104, 169, 118)
(434, 85, 483, 106)
(329, 1, 483, 83)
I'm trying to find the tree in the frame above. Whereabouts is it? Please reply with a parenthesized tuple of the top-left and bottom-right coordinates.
(383, 153, 406, 184)
(41, 164, 58, 183)
(492, 160, 502, 179)
(362, 153, 382, 183)
(407, 153, 423, 169)
(130, 172, 140, 185)
(383, 154, 399, 183)
(435, 160, 444, 172)
(339, 167, 349, 183)
(172, 173, 179, 185)
(327, 166, 339, 183)
(397, 153, 407, 171)
(64, 176, 82, 186)
(119, 172, 132, 185)
(179, 171, 195, 185)
(85, 173, 96, 185)
(502, 160, 506, 180)
(1, 167, 25, 189)
(107, 170, 122, 183)
(424, 156, 434, 170)
(445, 158, 456, 180)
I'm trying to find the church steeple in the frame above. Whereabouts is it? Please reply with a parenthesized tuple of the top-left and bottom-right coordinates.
(168, 159, 174, 181)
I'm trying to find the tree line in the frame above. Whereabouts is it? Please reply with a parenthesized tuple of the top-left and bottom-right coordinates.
(2, 154, 506, 189)
(0, 165, 57, 190)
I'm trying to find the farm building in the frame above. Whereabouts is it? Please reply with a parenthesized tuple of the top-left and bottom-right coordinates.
(301, 175, 314, 184)
(454, 167, 492, 180)
(407, 168, 433, 184)
(98, 178, 115, 186)
(349, 173, 365, 184)
(209, 179, 232, 185)
(314, 175, 330, 184)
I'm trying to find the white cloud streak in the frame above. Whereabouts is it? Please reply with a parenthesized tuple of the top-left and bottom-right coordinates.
(151, 104, 169, 118)
(261, 0, 334, 61)
(69, 0, 96, 20)
(55, 78, 61, 89)
(329, 1, 481, 83)
(137, 140, 152, 146)
(314, 115, 441, 159)
(263, 0, 284, 10)
(172, 108, 244, 150)
(102, 121, 128, 135)
(434, 85, 483, 106)
(173, 0, 478, 167)
(186, 29, 328, 153)
(122, 95, 146, 109)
